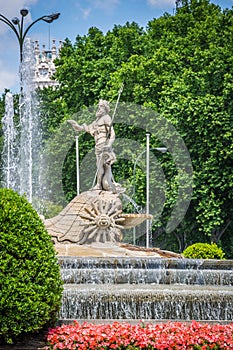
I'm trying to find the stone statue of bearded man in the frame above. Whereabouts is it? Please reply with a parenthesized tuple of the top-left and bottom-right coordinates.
(68, 100, 123, 193)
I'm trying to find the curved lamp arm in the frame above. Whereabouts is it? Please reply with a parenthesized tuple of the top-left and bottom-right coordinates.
(21, 13, 60, 43)
(0, 14, 20, 41)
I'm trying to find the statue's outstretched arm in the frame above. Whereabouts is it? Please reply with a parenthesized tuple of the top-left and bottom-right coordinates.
(67, 120, 84, 132)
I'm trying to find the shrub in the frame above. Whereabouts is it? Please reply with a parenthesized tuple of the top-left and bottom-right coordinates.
(0, 188, 63, 344)
(182, 242, 225, 259)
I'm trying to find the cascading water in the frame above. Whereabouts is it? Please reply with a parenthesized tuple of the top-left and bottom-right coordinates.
(59, 257, 233, 321)
(18, 38, 42, 204)
(1, 92, 18, 190)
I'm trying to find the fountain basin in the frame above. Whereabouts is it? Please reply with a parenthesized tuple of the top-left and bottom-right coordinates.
(119, 213, 153, 229)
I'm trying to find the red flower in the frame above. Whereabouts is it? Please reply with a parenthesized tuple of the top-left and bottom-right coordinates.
(46, 321, 233, 350)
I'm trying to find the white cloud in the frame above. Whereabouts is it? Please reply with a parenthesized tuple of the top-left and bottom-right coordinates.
(147, 0, 175, 8)
(0, 0, 37, 34)
(80, 7, 92, 19)
(76, 0, 120, 19)
(93, 0, 120, 12)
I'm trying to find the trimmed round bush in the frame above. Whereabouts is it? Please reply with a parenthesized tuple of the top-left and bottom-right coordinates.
(182, 242, 225, 259)
(0, 189, 63, 344)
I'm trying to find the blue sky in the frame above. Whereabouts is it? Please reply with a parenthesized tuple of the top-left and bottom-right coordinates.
(0, 0, 232, 94)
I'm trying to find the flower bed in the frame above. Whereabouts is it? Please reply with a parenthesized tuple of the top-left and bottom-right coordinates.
(46, 321, 233, 349)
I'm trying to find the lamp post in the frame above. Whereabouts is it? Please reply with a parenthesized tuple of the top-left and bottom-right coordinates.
(133, 136, 167, 247)
(0, 9, 60, 63)
(146, 133, 150, 249)
(75, 135, 80, 196)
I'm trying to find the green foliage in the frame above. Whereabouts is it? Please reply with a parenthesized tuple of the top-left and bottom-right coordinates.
(182, 242, 225, 259)
(43, 23, 145, 112)
(0, 189, 63, 344)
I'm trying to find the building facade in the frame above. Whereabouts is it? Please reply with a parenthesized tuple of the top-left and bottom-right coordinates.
(33, 39, 62, 89)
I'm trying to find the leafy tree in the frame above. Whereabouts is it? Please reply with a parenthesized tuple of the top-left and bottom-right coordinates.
(51, 23, 145, 112)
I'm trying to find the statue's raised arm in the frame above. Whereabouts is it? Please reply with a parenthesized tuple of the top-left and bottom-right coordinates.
(67, 120, 84, 132)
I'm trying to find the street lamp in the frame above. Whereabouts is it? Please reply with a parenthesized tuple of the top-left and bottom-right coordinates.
(0, 9, 60, 62)
(132, 134, 167, 248)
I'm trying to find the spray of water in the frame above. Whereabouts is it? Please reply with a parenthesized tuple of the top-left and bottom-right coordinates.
(1, 92, 18, 189)
(19, 38, 37, 202)
(2, 38, 42, 208)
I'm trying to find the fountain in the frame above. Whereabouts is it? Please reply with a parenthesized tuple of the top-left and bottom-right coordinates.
(1, 92, 18, 190)
(19, 38, 41, 203)
(1, 38, 42, 205)
(43, 98, 233, 324)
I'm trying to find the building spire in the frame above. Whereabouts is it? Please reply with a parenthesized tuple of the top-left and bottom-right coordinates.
(33, 39, 62, 89)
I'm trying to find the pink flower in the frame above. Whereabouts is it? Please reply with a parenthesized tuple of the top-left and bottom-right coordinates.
(46, 321, 233, 349)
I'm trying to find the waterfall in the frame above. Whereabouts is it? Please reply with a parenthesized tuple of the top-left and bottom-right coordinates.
(1, 92, 18, 190)
(58, 257, 233, 321)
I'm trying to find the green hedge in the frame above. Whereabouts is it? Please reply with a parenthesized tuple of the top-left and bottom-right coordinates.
(182, 242, 225, 259)
(0, 189, 63, 344)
